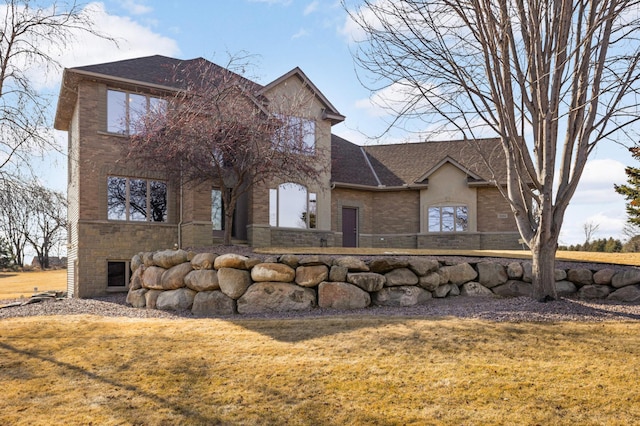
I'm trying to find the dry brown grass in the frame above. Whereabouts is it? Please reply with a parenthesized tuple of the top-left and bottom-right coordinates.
(1, 315, 639, 425)
(0, 270, 67, 300)
(258, 247, 640, 266)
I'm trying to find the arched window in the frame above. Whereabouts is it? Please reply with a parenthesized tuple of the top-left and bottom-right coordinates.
(269, 183, 317, 229)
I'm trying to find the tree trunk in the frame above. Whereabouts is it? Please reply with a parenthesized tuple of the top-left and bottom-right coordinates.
(223, 210, 234, 246)
(530, 232, 558, 301)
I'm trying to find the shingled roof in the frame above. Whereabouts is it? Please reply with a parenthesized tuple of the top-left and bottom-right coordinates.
(69, 55, 263, 92)
(331, 135, 507, 188)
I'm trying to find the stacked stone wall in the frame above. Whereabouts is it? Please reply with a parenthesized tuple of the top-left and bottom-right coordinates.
(126, 249, 640, 315)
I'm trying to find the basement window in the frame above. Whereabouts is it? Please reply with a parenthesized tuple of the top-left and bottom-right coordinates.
(107, 261, 129, 288)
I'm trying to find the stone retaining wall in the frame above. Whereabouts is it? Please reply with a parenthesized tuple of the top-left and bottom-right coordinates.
(125, 249, 640, 315)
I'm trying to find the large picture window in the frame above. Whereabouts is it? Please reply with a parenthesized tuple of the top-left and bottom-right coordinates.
(269, 183, 317, 229)
(273, 115, 315, 153)
(428, 206, 468, 232)
(107, 89, 166, 135)
(107, 176, 167, 222)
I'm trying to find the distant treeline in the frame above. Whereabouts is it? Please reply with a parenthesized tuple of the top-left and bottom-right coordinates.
(560, 236, 640, 253)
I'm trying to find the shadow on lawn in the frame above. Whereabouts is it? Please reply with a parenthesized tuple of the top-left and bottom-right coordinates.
(227, 297, 640, 343)
(0, 341, 222, 425)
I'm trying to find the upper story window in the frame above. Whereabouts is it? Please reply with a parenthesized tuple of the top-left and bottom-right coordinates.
(107, 176, 167, 222)
(269, 183, 316, 229)
(107, 89, 167, 135)
(428, 205, 468, 232)
(273, 115, 315, 154)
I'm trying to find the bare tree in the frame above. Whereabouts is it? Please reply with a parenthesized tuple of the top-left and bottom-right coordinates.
(345, 0, 640, 300)
(127, 57, 326, 245)
(0, 176, 30, 266)
(23, 184, 67, 269)
(0, 0, 113, 174)
(0, 177, 66, 267)
(583, 221, 600, 245)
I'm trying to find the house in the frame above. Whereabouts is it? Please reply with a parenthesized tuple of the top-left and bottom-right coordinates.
(54, 55, 520, 298)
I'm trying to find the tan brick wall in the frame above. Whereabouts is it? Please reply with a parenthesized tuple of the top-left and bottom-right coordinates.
(372, 191, 420, 234)
(75, 221, 177, 297)
(476, 187, 518, 232)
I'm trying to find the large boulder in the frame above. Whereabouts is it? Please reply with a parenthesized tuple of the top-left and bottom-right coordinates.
(279, 254, 300, 268)
(184, 269, 220, 292)
(418, 272, 441, 292)
(608, 285, 640, 302)
(129, 265, 145, 290)
(506, 262, 524, 279)
(492, 280, 533, 298)
(433, 284, 453, 298)
(141, 266, 166, 290)
(298, 255, 333, 267)
(131, 254, 143, 272)
(408, 258, 439, 276)
(156, 288, 197, 311)
(160, 262, 192, 290)
(384, 268, 419, 287)
(218, 268, 252, 299)
(251, 263, 295, 283)
(593, 269, 616, 285)
(555, 280, 578, 296)
(191, 253, 217, 270)
(578, 285, 611, 299)
(329, 265, 348, 282)
(441, 263, 478, 285)
(368, 258, 409, 274)
(334, 256, 369, 272)
(237, 282, 316, 314)
(477, 262, 508, 288)
(295, 265, 329, 288)
(153, 249, 189, 269)
(144, 289, 162, 309)
(373, 286, 431, 307)
(192, 291, 235, 316)
(611, 269, 640, 288)
(567, 268, 593, 287)
(318, 282, 371, 310)
(460, 282, 494, 297)
(346, 272, 386, 292)
(214, 253, 249, 270)
(126, 288, 147, 308)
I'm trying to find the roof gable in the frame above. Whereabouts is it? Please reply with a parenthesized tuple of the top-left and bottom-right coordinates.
(261, 67, 344, 125)
(415, 156, 485, 184)
(331, 137, 507, 188)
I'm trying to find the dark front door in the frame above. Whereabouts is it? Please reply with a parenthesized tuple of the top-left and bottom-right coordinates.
(342, 207, 358, 247)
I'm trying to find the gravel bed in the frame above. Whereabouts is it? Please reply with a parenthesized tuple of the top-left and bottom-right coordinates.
(1, 292, 639, 322)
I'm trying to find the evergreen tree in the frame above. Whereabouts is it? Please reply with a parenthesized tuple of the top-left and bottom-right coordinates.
(615, 147, 640, 226)
(0, 236, 13, 268)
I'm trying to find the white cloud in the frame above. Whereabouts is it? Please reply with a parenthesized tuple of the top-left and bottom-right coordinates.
(117, 0, 152, 15)
(292, 28, 310, 39)
(32, 2, 180, 90)
(570, 159, 627, 204)
(304, 1, 319, 15)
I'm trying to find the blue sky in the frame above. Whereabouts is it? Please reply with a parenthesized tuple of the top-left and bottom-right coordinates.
(35, 0, 636, 245)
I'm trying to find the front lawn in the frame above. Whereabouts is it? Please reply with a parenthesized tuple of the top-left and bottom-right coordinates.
(1, 315, 638, 425)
